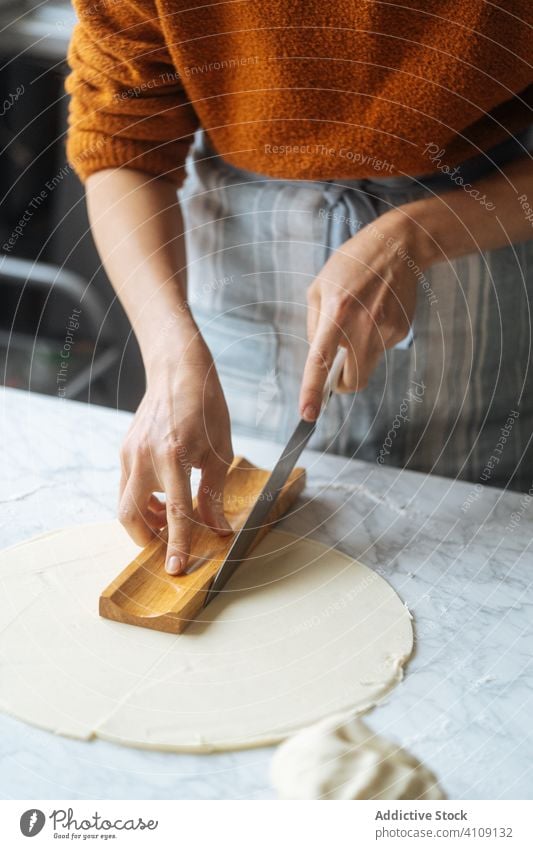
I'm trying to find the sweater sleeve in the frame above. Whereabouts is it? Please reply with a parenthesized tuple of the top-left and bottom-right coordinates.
(65, 0, 198, 185)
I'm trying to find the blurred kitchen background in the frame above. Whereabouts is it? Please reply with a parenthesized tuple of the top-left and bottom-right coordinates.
(0, 0, 143, 410)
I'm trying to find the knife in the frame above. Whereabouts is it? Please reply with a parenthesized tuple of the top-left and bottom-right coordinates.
(203, 347, 347, 606)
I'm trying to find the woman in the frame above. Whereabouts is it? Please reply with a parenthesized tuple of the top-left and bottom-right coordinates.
(66, 1, 533, 574)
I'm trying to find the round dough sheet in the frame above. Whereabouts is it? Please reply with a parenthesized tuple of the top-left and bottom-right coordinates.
(0, 522, 413, 752)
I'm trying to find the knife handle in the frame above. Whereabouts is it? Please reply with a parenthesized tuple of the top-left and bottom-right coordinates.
(321, 347, 347, 408)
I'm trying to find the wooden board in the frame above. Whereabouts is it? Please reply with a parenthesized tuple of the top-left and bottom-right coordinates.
(99, 457, 306, 634)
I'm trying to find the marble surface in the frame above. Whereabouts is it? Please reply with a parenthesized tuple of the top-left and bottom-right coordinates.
(0, 387, 532, 800)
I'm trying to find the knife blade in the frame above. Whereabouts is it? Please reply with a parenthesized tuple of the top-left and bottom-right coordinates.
(203, 347, 346, 606)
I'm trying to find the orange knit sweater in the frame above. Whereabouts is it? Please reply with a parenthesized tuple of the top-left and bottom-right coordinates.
(66, 1, 532, 186)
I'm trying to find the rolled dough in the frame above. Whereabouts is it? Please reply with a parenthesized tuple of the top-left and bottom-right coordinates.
(271, 713, 445, 800)
(0, 522, 412, 752)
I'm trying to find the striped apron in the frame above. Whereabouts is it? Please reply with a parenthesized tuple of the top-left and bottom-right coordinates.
(180, 131, 533, 492)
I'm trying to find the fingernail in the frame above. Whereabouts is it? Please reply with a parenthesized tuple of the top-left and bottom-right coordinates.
(166, 555, 184, 575)
(302, 404, 318, 422)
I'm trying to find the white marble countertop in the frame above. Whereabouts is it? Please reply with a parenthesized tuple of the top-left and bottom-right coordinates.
(1, 387, 532, 800)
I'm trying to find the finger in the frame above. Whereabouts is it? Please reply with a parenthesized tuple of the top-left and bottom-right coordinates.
(162, 464, 194, 575)
(118, 468, 156, 547)
(197, 450, 234, 534)
(148, 493, 166, 512)
(145, 494, 167, 530)
(299, 310, 342, 421)
(341, 341, 382, 392)
(340, 318, 383, 392)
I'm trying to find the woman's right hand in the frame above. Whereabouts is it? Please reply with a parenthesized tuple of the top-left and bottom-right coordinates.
(118, 331, 234, 575)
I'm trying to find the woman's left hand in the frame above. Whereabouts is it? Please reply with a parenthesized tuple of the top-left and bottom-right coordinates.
(299, 208, 431, 421)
